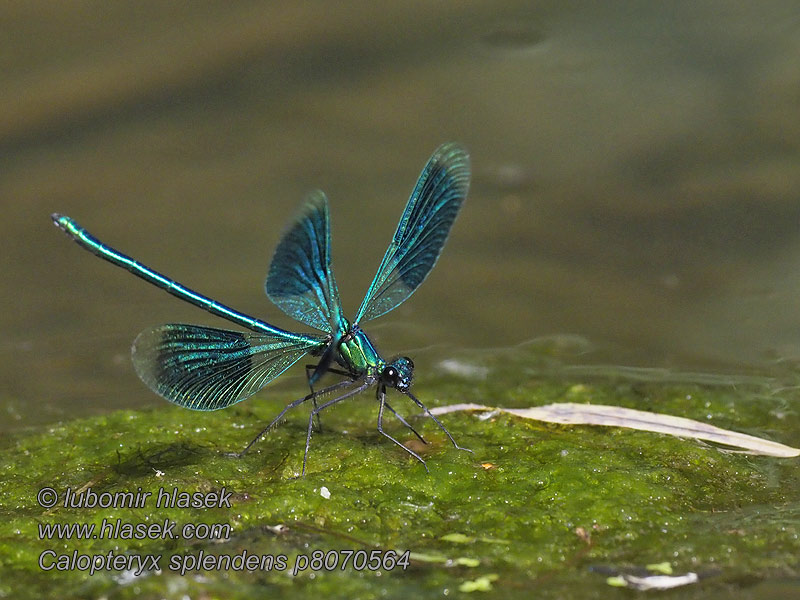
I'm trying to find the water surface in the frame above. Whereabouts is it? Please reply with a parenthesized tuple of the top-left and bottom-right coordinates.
(2, 3, 800, 433)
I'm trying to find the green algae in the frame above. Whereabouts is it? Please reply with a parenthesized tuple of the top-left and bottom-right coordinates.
(1, 346, 799, 599)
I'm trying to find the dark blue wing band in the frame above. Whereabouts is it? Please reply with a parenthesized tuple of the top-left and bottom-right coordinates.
(132, 324, 325, 410)
(266, 191, 344, 333)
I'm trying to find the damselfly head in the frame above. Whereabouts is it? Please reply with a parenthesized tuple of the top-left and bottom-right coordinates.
(382, 356, 414, 392)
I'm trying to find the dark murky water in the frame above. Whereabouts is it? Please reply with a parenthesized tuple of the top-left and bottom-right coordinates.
(3, 2, 800, 432)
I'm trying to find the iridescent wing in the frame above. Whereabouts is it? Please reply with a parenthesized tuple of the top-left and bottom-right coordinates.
(265, 191, 344, 333)
(354, 142, 470, 323)
(132, 324, 326, 410)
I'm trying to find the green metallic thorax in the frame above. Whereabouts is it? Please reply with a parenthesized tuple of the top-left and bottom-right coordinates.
(335, 319, 384, 377)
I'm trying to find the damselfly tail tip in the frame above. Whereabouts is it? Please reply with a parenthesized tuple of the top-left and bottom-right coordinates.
(51, 214, 78, 236)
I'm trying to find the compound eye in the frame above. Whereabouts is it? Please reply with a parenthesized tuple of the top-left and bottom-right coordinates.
(382, 366, 399, 385)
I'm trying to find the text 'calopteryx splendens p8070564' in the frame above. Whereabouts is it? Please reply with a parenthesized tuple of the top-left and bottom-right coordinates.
(52, 142, 471, 475)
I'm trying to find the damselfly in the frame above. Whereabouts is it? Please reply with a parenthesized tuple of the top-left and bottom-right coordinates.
(52, 143, 471, 474)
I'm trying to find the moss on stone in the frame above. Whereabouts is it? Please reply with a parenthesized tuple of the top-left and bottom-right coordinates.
(2, 347, 798, 598)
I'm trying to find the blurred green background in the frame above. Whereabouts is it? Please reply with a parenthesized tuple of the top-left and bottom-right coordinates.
(4, 2, 800, 430)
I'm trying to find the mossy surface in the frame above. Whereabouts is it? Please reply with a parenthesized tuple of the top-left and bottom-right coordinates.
(2, 346, 798, 599)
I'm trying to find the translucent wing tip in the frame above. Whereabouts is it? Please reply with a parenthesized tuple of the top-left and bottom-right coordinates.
(425, 142, 471, 203)
(303, 188, 328, 208)
(434, 141, 469, 160)
(432, 141, 471, 178)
